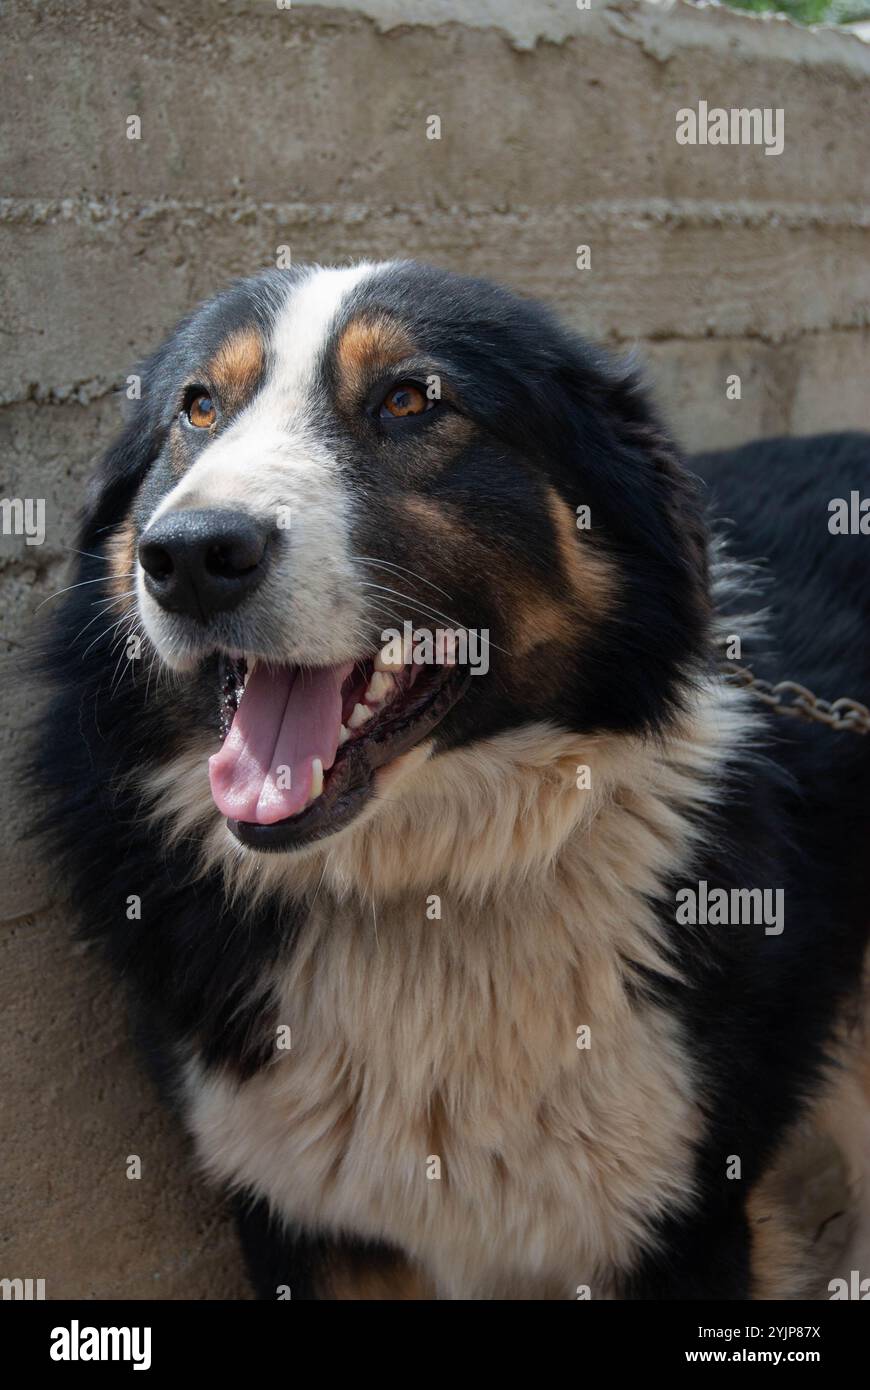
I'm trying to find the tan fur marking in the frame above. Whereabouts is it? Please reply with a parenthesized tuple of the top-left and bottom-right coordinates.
(748, 1188, 816, 1300)
(206, 327, 265, 413)
(322, 1253, 433, 1300)
(512, 492, 616, 658)
(548, 488, 615, 620)
(811, 961, 870, 1280)
(511, 593, 574, 654)
(335, 314, 416, 410)
(401, 493, 616, 659)
(105, 516, 137, 603)
(746, 961, 870, 1299)
(401, 494, 454, 534)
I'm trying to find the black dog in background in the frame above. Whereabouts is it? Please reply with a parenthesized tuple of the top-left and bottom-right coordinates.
(32, 263, 870, 1298)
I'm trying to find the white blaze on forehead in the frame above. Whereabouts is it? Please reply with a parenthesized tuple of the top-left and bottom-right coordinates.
(268, 261, 383, 409)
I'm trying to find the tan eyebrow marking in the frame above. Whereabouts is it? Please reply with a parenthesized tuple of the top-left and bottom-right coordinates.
(205, 326, 265, 413)
(334, 313, 416, 410)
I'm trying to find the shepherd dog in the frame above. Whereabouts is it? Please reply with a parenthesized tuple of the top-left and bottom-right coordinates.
(33, 261, 870, 1299)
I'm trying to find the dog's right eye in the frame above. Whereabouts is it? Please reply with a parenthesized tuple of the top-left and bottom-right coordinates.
(379, 382, 433, 420)
(183, 390, 217, 429)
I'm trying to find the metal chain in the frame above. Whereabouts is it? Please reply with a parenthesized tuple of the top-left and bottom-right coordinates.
(720, 662, 870, 735)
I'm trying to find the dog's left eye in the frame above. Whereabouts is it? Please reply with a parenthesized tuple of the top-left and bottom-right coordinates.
(379, 382, 433, 420)
(184, 391, 217, 429)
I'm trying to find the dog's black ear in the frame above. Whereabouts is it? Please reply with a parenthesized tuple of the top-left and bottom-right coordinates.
(536, 342, 713, 728)
(607, 362, 709, 588)
(552, 346, 710, 617)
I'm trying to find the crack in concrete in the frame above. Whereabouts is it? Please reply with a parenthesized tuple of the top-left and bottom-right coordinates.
(3, 196, 869, 231)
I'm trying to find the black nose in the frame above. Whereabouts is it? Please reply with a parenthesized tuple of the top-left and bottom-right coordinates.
(139, 508, 271, 621)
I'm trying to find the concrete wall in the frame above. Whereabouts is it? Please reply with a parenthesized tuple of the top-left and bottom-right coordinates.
(1, 0, 868, 1299)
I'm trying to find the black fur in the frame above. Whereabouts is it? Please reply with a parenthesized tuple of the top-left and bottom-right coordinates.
(625, 434, 870, 1298)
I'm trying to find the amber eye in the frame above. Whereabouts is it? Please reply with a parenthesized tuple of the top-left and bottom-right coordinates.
(185, 391, 217, 429)
(379, 382, 431, 419)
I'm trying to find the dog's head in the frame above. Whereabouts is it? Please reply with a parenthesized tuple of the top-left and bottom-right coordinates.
(80, 261, 709, 857)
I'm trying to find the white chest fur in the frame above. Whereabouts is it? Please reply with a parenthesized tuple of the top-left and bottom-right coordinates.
(182, 749, 712, 1299)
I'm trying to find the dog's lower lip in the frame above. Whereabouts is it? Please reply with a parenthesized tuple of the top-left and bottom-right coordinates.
(225, 662, 472, 852)
(228, 760, 369, 852)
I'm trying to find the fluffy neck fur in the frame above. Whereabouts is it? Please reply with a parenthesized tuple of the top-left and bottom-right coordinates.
(143, 672, 756, 945)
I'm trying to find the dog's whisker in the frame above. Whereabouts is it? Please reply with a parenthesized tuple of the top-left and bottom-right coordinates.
(35, 572, 135, 612)
(61, 545, 112, 563)
(109, 617, 143, 697)
(360, 584, 509, 658)
(357, 581, 469, 634)
(81, 611, 136, 661)
(69, 591, 137, 647)
(352, 555, 456, 604)
(144, 649, 160, 706)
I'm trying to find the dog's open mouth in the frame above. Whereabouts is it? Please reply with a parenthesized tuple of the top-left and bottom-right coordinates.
(209, 648, 470, 852)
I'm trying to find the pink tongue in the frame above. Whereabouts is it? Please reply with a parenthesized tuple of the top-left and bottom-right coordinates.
(209, 662, 352, 825)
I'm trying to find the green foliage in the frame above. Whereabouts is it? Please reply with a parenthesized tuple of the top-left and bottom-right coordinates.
(720, 0, 870, 23)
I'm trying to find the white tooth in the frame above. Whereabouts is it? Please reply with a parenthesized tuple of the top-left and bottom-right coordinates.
(309, 757, 324, 801)
(348, 702, 372, 729)
(374, 646, 405, 673)
(365, 671, 394, 705)
(338, 723, 350, 745)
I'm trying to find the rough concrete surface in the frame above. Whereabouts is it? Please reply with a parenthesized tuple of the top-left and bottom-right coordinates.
(1, 0, 868, 1299)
